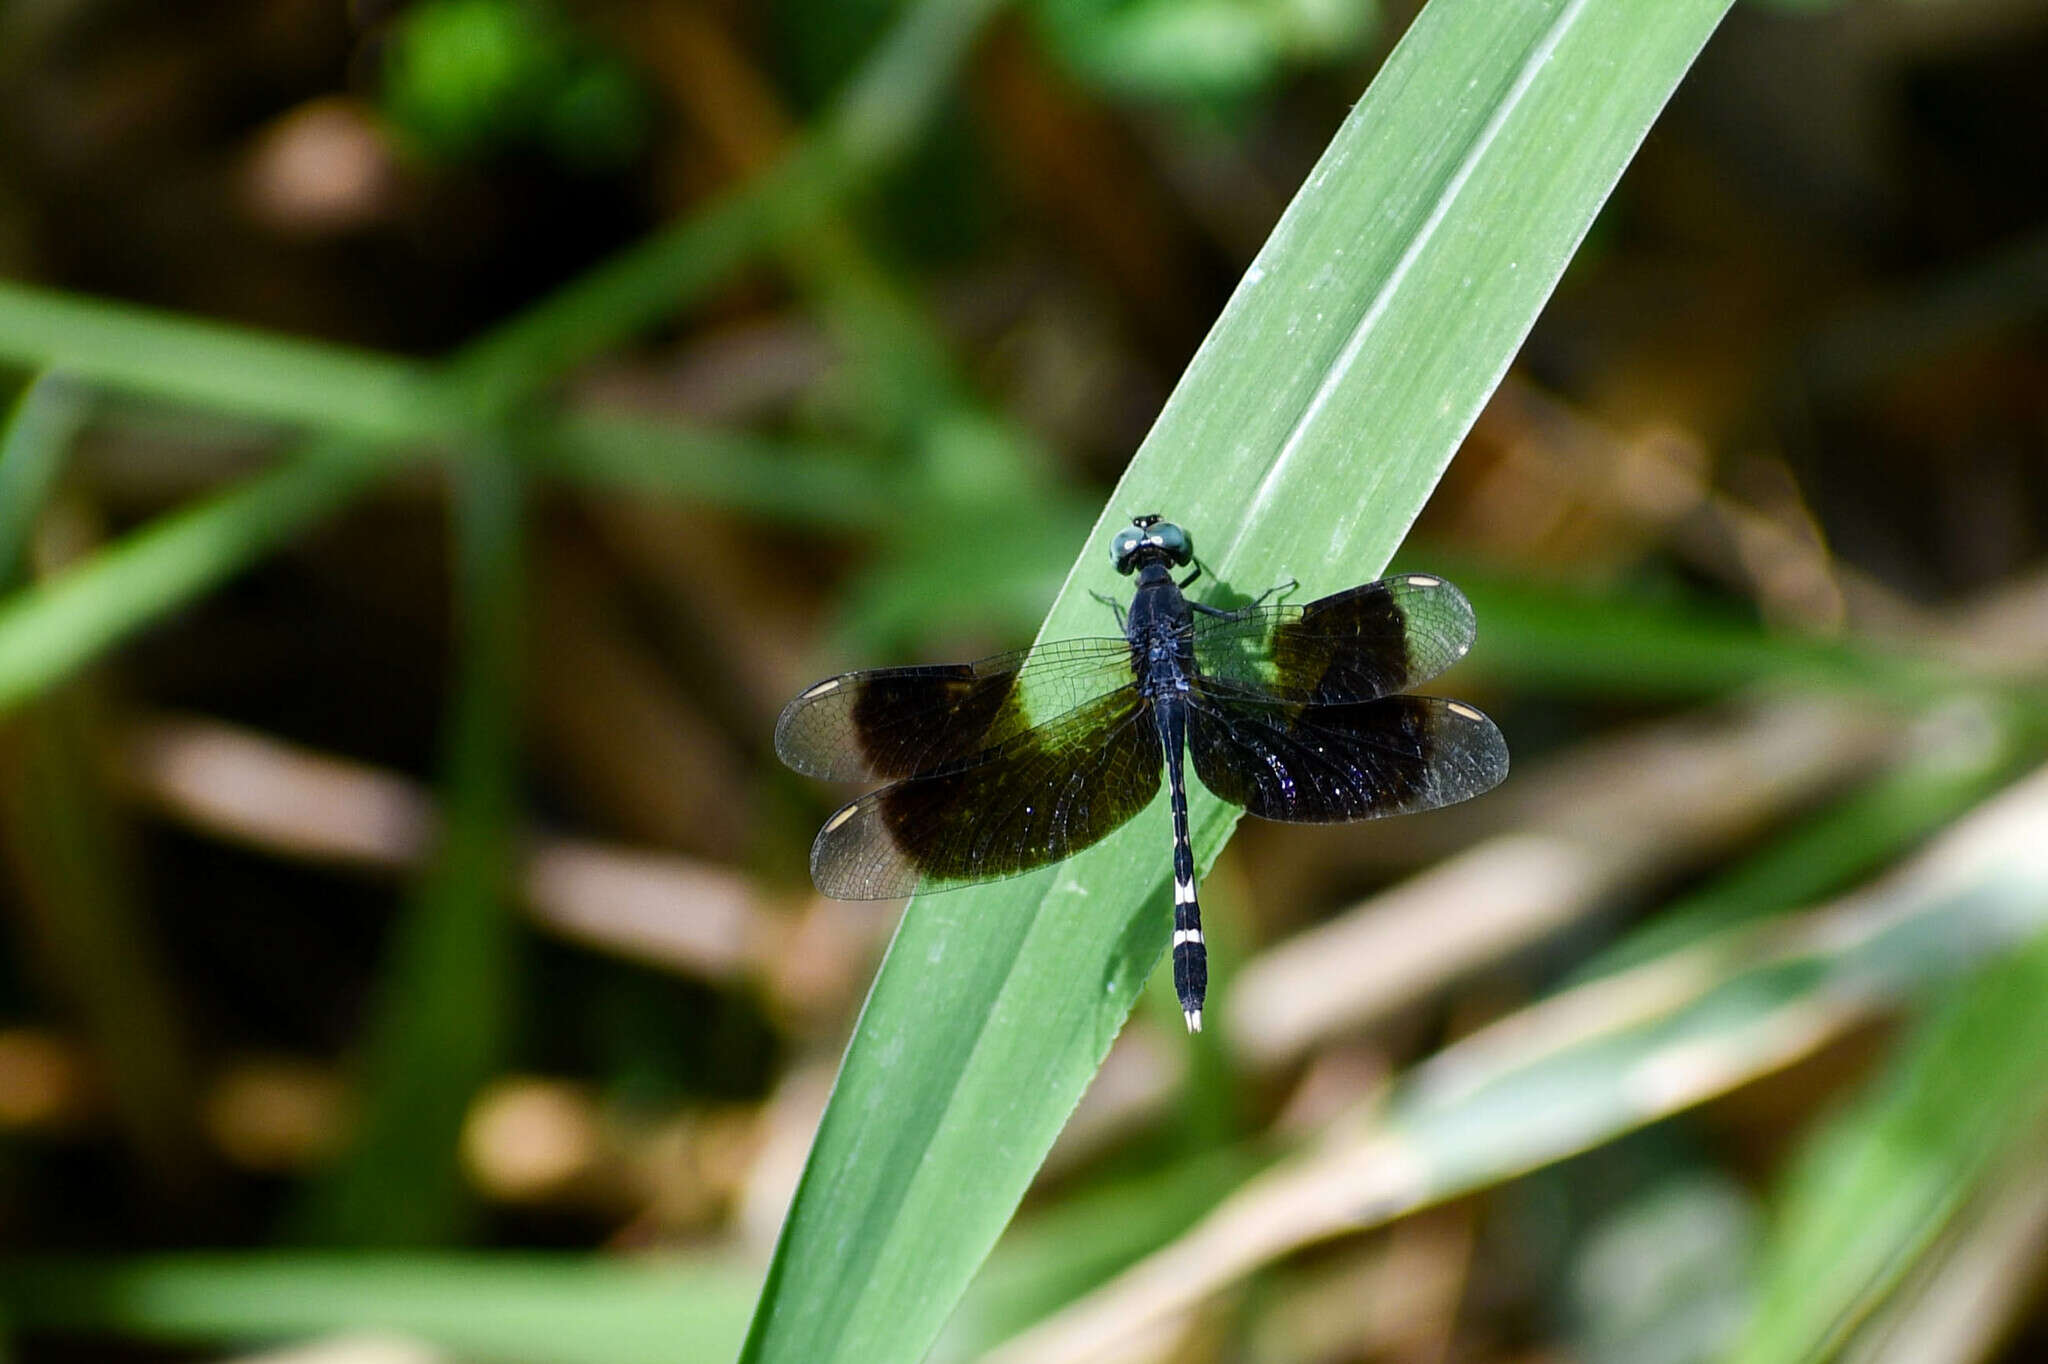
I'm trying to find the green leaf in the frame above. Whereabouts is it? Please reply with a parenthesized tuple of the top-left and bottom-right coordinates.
(295, 456, 528, 1244)
(0, 1254, 756, 1364)
(1574, 704, 2026, 980)
(547, 416, 905, 528)
(0, 372, 93, 585)
(740, 2, 1736, 1361)
(0, 281, 452, 441)
(0, 441, 398, 718)
(1729, 928, 2048, 1364)
(1452, 569, 1962, 705)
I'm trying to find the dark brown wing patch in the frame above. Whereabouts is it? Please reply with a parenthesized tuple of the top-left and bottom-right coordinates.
(1186, 685, 1507, 824)
(1190, 573, 1477, 706)
(808, 688, 1163, 899)
(775, 638, 1134, 782)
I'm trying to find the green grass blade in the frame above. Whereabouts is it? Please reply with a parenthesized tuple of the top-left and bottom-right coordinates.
(0, 281, 451, 440)
(0, 1254, 756, 1364)
(0, 441, 398, 717)
(0, 372, 93, 583)
(1452, 570, 1964, 704)
(741, 3, 1734, 1361)
(1728, 929, 2048, 1364)
(0, 695, 208, 1188)
(944, 1148, 1266, 1357)
(295, 456, 527, 1243)
(0, 376, 207, 1187)
(547, 416, 903, 527)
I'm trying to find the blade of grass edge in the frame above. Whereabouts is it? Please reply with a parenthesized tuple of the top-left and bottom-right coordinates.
(739, 3, 1736, 1362)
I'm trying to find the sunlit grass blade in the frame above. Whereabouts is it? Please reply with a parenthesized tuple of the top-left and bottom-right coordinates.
(0, 441, 397, 718)
(992, 764, 2048, 1360)
(0, 1254, 757, 1364)
(739, 3, 1736, 1361)
(295, 457, 527, 1243)
(1728, 928, 2048, 1364)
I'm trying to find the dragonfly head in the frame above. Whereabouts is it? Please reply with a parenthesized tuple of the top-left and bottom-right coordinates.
(1111, 516, 1193, 575)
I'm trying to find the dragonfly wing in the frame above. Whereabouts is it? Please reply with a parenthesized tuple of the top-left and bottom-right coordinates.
(1186, 684, 1507, 823)
(809, 687, 1163, 898)
(775, 637, 1134, 781)
(1189, 573, 1477, 705)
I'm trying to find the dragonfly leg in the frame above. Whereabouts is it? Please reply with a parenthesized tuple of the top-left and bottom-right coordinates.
(1190, 577, 1297, 620)
(1090, 588, 1128, 632)
(1250, 576, 1298, 607)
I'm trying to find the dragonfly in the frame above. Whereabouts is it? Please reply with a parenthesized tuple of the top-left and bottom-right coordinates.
(774, 515, 1508, 1032)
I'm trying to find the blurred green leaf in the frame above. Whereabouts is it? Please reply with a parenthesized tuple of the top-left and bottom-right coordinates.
(296, 456, 527, 1244)
(0, 694, 206, 1188)
(0, 280, 454, 441)
(0, 0, 998, 715)
(0, 442, 397, 719)
(548, 416, 903, 526)
(0, 373, 91, 585)
(1576, 701, 2028, 980)
(1059, 0, 1286, 102)
(947, 1146, 1265, 1354)
(1451, 568, 1961, 704)
(1032, 0, 1379, 105)
(741, 2, 1735, 1361)
(0, 370, 204, 1193)
(0, 0, 1000, 433)
(1570, 1173, 1759, 1364)
(446, 0, 1008, 414)
(1729, 926, 2048, 1364)
(0, 1255, 756, 1364)
(382, 0, 650, 169)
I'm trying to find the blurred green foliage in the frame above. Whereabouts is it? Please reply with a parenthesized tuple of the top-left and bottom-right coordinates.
(1033, 0, 1379, 107)
(382, 0, 651, 167)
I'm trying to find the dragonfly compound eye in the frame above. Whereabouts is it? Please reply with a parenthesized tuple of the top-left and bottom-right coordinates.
(1151, 522, 1192, 565)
